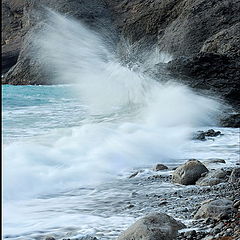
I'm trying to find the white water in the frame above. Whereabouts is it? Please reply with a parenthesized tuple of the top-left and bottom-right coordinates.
(3, 10, 239, 240)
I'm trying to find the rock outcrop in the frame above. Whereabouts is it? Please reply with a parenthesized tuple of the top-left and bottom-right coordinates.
(117, 212, 185, 240)
(172, 159, 209, 185)
(2, 0, 115, 84)
(2, 0, 240, 122)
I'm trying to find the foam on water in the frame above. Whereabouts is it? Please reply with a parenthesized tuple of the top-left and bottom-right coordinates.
(3, 10, 224, 201)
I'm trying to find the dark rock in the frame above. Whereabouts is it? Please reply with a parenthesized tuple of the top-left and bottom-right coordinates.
(233, 200, 240, 209)
(117, 212, 185, 240)
(45, 237, 56, 240)
(154, 164, 168, 171)
(1, 0, 27, 73)
(2, 0, 115, 85)
(192, 129, 222, 141)
(184, 230, 197, 237)
(172, 159, 209, 185)
(220, 113, 240, 128)
(166, 52, 240, 109)
(129, 171, 139, 179)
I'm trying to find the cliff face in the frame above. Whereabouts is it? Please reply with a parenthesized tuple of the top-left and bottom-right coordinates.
(1, 0, 240, 108)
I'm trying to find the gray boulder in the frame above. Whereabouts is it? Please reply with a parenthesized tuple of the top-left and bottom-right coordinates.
(194, 199, 234, 220)
(172, 159, 209, 185)
(117, 212, 185, 240)
(229, 168, 240, 183)
(196, 169, 227, 186)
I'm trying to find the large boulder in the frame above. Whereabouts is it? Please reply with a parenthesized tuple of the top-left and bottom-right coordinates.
(172, 159, 209, 185)
(117, 212, 185, 240)
(194, 199, 235, 220)
(196, 169, 228, 186)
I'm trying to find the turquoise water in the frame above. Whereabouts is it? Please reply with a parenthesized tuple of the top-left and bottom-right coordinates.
(2, 85, 87, 143)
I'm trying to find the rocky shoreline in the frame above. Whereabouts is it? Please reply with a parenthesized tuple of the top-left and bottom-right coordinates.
(42, 130, 240, 240)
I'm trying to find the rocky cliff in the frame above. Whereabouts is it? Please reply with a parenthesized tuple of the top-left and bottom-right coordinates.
(1, 0, 240, 118)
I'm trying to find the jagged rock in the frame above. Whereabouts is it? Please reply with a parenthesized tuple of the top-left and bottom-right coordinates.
(117, 212, 185, 240)
(2, 0, 115, 85)
(229, 168, 240, 183)
(154, 164, 168, 171)
(194, 199, 235, 220)
(201, 22, 240, 59)
(196, 169, 228, 186)
(172, 159, 209, 185)
(220, 113, 240, 128)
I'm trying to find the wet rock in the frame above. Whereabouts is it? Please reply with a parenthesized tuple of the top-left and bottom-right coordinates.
(117, 212, 185, 240)
(228, 168, 240, 183)
(220, 113, 240, 128)
(194, 199, 235, 220)
(129, 170, 144, 178)
(184, 230, 197, 237)
(172, 159, 209, 185)
(233, 200, 240, 209)
(205, 159, 226, 164)
(192, 129, 222, 141)
(154, 164, 168, 171)
(45, 237, 56, 240)
(129, 171, 139, 179)
(196, 169, 228, 186)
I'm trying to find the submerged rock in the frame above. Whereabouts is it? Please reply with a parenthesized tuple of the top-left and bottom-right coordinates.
(117, 212, 185, 240)
(194, 199, 235, 220)
(172, 159, 209, 185)
(192, 129, 222, 141)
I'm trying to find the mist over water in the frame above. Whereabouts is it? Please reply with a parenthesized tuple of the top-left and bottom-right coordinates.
(3, 10, 222, 201)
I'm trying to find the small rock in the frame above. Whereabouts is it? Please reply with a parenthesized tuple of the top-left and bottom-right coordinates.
(45, 237, 56, 240)
(127, 204, 135, 209)
(233, 200, 240, 208)
(184, 230, 197, 237)
(172, 159, 209, 185)
(154, 164, 168, 171)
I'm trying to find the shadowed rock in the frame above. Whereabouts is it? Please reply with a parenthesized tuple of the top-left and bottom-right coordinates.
(117, 212, 185, 240)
